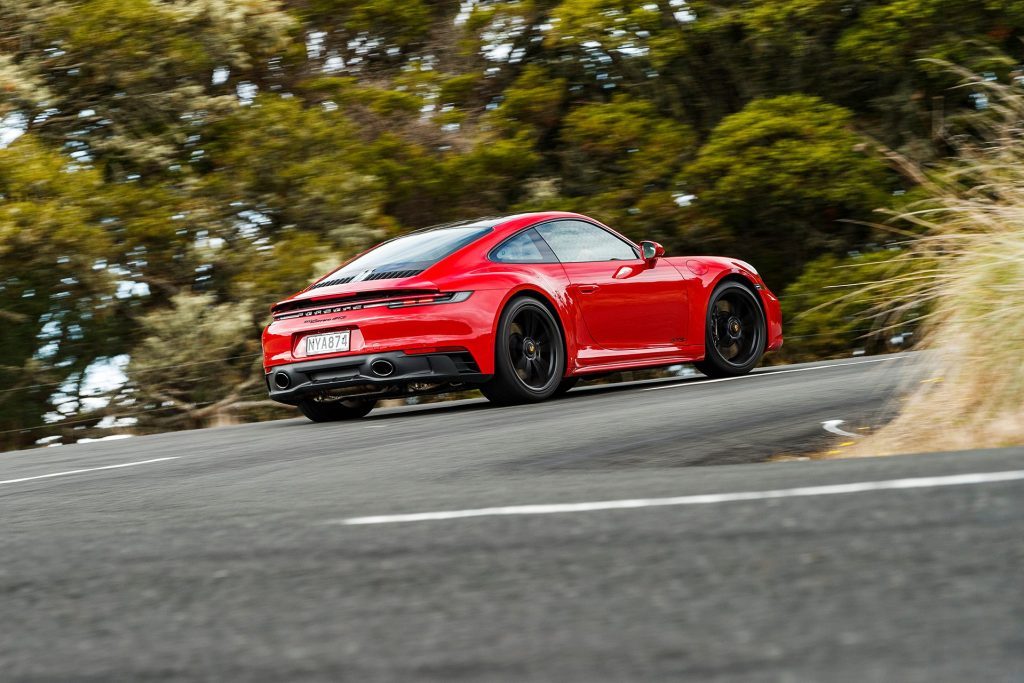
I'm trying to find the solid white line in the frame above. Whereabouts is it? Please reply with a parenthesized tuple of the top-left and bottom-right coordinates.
(335, 469, 1024, 525)
(0, 457, 180, 486)
(822, 419, 860, 438)
(642, 356, 906, 392)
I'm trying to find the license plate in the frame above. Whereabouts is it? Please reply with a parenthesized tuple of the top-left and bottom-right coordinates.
(305, 331, 350, 356)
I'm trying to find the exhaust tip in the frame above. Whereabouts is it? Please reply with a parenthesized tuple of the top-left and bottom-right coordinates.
(273, 372, 292, 390)
(370, 359, 395, 377)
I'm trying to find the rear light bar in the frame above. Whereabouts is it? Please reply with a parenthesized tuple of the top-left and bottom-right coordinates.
(387, 291, 472, 309)
(274, 291, 473, 320)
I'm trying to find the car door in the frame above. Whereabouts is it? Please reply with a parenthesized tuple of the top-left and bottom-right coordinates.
(534, 219, 689, 349)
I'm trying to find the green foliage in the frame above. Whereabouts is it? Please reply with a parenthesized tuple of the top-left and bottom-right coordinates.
(449, 134, 542, 210)
(118, 293, 263, 429)
(495, 65, 567, 134)
(837, 0, 1024, 74)
(0, 136, 117, 448)
(558, 96, 696, 243)
(781, 251, 919, 360)
(12, 0, 294, 174)
(685, 95, 891, 286)
(2, 0, 1023, 446)
(547, 0, 664, 52)
(438, 74, 482, 109)
(298, 0, 434, 49)
(204, 96, 387, 236)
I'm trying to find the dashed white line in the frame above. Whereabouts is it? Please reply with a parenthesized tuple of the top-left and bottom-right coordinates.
(642, 356, 906, 392)
(0, 457, 181, 486)
(332, 469, 1024, 525)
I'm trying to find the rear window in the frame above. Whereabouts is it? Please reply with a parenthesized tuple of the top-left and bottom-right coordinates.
(325, 222, 494, 281)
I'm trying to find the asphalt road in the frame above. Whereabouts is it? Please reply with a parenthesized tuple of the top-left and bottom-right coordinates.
(2, 353, 1023, 681)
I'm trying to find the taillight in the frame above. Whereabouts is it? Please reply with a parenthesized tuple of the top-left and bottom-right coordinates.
(387, 291, 473, 309)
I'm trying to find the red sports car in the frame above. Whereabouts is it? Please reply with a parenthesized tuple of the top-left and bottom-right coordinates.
(262, 212, 783, 421)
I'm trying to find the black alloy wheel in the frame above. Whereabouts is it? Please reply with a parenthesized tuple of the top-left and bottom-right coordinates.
(480, 297, 566, 405)
(298, 397, 377, 422)
(694, 281, 766, 378)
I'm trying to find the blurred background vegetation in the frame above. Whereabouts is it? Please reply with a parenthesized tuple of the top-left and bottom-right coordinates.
(2, 0, 1023, 449)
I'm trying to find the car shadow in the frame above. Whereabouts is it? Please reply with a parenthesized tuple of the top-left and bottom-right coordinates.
(358, 373, 710, 422)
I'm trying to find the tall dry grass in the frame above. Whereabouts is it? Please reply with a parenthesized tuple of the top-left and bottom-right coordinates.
(846, 72, 1024, 456)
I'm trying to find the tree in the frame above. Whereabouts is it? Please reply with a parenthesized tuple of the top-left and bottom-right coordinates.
(556, 96, 696, 244)
(3, 0, 295, 177)
(0, 136, 118, 449)
(684, 95, 893, 287)
(780, 250, 920, 360)
(3, 0, 1023, 448)
(492, 65, 567, 138)
(113, 293, 274, 430)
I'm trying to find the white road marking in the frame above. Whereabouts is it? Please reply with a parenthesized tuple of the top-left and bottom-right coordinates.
(642, 356, 905, 392)
(822, 419, 860, 438)
(0, 457, 180, 486)
(333, 469, 1024, 525)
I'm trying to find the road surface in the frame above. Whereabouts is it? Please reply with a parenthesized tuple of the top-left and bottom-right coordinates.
(2, 354, 1023, 681)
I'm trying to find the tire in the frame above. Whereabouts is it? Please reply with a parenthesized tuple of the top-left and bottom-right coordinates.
(298, 397, 377, 422)
(554, 376, 579, 396)
(694, 280, 766, 378)
(480, 296, 566, 406)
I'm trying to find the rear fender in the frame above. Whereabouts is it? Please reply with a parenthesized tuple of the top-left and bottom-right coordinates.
(492, 283, 579, 378)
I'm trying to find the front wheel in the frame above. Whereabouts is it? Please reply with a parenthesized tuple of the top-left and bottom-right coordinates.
(298, 397, 377, 422)
(480, 297, 566, 406)
(694, 281, 766, 378)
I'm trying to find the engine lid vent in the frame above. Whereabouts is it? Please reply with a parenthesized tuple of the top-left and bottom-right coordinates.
(310, 276, 355, 290)
(309, 269, 425, 290)
(363, 269, 424, 281)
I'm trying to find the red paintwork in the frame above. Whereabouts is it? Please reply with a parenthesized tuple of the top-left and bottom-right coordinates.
(261, 212, 783, 376)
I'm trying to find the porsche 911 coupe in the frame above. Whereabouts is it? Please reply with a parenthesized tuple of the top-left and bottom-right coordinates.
(262, 212, 783, 421)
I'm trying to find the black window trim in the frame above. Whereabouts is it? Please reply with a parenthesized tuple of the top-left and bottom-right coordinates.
(487, 226, 560, 264)
(531, 217, 641, 264)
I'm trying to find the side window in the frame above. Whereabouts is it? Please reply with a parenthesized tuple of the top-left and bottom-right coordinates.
(535, 220, 638, 263)
(490, 228, 558, 263)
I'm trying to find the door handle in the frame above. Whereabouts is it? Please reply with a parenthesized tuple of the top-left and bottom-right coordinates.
(577, 284, 600, 294)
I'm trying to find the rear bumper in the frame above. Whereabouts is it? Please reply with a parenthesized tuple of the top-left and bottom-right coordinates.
(266, 351, 488, 405)
(261, 289, 507, 375)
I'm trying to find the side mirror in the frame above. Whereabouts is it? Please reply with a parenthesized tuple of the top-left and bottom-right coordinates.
(640, 240, 665, 264)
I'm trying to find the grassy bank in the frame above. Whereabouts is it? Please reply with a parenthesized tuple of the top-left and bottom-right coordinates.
(849, 76, 1024, 456)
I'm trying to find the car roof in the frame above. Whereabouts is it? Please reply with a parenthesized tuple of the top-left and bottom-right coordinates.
(487, 211, 594, 235)
(414, 212, 591, 237)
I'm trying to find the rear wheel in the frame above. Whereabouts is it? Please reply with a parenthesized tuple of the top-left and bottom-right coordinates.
(480, 297, 566, 406)
(694, 281, 766, 378)
(298, 397, 377, 422)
